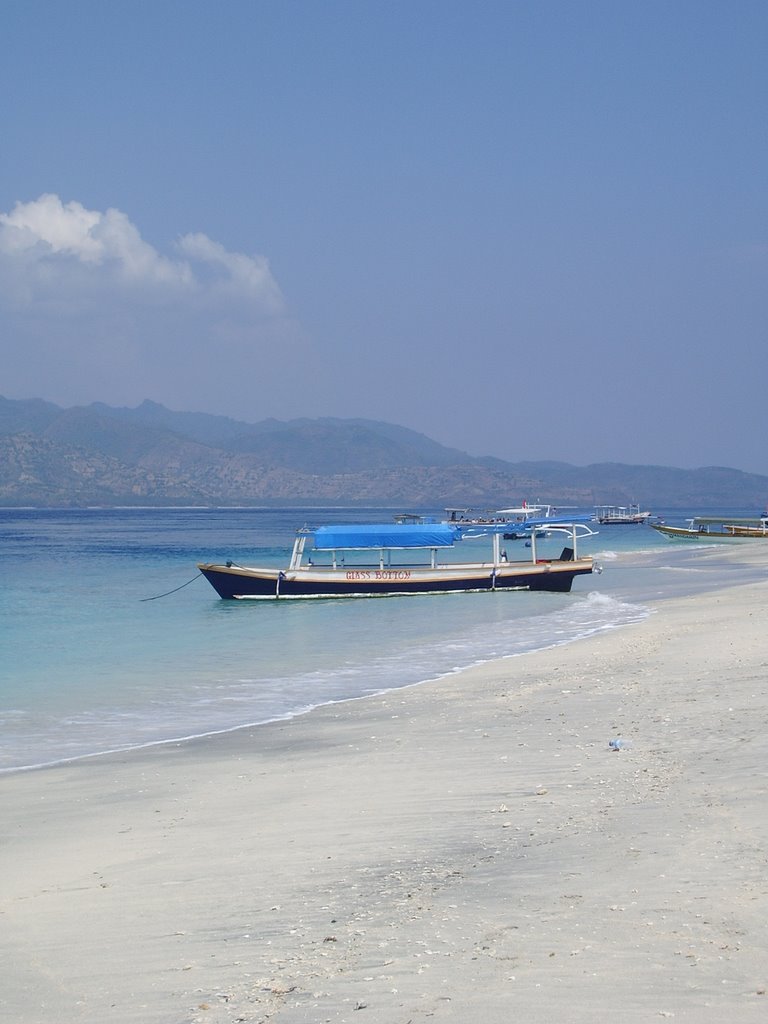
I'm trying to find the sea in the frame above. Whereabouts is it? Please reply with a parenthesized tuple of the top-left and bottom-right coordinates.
(1, 505, 765, 774)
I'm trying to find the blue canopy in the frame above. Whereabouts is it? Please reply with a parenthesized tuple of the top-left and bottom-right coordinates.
(312, 523, 459, 550)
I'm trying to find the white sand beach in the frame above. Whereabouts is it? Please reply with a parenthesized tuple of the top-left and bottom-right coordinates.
(2, 546, 767, 1023)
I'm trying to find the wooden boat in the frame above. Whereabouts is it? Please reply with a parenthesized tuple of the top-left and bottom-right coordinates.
(725, 519, 768, 537)
(198, 519, 596, 600)
(651, 516, 768, 541)
(594, 504, 652, 525)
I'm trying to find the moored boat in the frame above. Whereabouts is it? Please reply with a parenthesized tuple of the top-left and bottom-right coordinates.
(651, 515, 768, 541)
(594, 504, 653, 524)
(497, 504, 592, 540)
(725, 519, 768, 537)
(198, 519, 597, 600)
(443, 502, 588, 540)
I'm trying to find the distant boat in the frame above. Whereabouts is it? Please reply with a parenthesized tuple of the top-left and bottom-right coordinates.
(198, 518, 597, 600)
(441, 504, 544, 538)
(594, 504, 653, 525)
(651, 515, 768, 541)
(441, 502, 589, 541)
(497, 504, 591, 540)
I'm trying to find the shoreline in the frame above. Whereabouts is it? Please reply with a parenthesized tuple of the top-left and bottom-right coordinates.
(0, 598, 651, 777)
(4, 534, 765, 776)
(2, 589, 655, 777)
(2, 546, 767, 1022)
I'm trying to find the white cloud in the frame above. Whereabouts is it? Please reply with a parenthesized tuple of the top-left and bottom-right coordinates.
(0, 194, 307, 414)
(0, 193, 283, 311)
(177, 232, 283, 313)
(0, 193, 103, 261)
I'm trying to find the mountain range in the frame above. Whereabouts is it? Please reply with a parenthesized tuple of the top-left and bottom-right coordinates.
(1, 396, 766, 509)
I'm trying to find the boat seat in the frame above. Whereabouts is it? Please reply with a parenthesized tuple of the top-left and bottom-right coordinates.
(558, 546, 574, 561)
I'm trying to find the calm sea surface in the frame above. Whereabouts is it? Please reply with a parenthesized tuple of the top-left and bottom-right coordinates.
(1, 506, 764, 773)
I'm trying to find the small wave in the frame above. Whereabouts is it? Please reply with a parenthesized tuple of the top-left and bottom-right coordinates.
(1, 591, 650, 774)
(656, 564, 706, 572)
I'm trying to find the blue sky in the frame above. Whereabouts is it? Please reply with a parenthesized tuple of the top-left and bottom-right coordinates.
(1, 0, 766, 473)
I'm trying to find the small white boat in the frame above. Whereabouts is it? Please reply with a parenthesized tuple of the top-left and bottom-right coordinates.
(444, 502, 582, 540)
(594, 504, 653, 525)
(495, 503, 565, 539)
(198, 518, 597, 600)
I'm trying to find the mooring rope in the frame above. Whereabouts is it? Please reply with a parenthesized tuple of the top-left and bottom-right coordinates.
(141, 571, 204, 602)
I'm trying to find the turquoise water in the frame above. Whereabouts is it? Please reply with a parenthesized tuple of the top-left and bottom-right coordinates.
(1, 506, 764, 772)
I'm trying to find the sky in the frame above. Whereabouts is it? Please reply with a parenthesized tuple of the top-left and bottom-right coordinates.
(1, 0, 766, 474)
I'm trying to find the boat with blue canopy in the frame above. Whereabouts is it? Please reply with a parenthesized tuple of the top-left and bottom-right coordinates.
(197, 517, 597, 600)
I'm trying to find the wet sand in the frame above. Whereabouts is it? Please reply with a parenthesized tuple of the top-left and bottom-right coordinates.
(2, 546, 767, 1023)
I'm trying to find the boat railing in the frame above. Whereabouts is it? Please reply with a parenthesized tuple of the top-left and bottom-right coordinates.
(290, 519, 596, 571)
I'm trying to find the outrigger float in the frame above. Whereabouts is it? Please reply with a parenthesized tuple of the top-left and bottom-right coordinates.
(198, 519, 598, 600)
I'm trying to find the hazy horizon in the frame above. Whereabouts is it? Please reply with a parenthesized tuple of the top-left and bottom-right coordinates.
(2, 2, 766, 474)
(6, 392, 768, 478)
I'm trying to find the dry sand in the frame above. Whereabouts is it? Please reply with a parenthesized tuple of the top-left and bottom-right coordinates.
(2, 547, 767, 1023)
